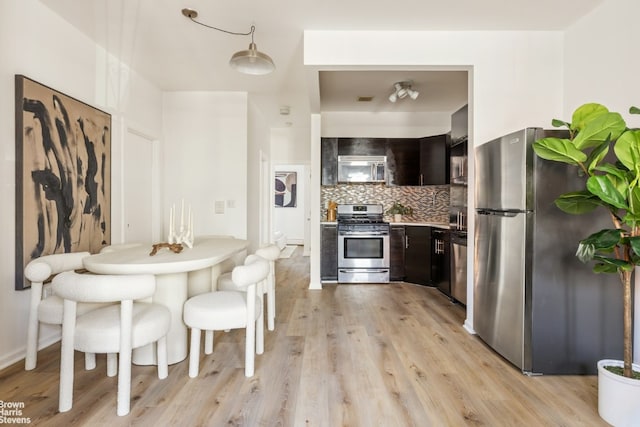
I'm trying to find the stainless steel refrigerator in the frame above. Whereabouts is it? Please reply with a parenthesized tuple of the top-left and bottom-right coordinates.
(474, 128, 623, 375)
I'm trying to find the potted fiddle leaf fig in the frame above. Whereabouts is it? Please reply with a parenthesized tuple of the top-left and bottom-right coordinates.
(532, 103, 640, 426)
(386, 202, 413, 222)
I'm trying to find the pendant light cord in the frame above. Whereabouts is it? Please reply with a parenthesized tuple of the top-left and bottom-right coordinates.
(187, 16, 255, 40)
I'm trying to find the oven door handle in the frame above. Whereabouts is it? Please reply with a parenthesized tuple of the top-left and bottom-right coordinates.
(338, 268, 389, 273)
(339, 232, 389, 236)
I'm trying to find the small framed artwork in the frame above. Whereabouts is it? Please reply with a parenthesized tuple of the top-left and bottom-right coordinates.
(274, 171, 297, 208)
(15, 75, 111, 290)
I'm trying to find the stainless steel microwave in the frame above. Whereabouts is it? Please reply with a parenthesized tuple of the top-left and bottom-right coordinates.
(337, 155, 386, 183)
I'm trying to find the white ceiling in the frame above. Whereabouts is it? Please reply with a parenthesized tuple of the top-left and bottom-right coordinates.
(39, 0, 603, 124)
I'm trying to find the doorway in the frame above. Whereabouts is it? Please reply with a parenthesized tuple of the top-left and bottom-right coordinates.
(123, 129, 158, 243)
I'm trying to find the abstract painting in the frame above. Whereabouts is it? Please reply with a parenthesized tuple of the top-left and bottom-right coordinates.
(15, 75, 111, 290)
(274, 171, 297, 208)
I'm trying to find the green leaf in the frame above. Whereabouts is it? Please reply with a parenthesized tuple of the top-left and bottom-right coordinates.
(573, 112, 626, 150)
(552, 118, 571, 128)
(586, 175, 628, 209)
(629, 186, 640, 216)
(622, 211, 640, 225)
(554, 191, 600, 214)
(629, 236, 640, 257)
(594, 163, 628, 180)
(571, 103, 609, 131)
(630, 106, 640, 115)
(581, 229, 623, 249)
(586, 141, 610, 172)
(593, 255, 634, 271)
(593, 262, 622, 274)
(533, 138, 587, 164)
(614, 130, 640, 171)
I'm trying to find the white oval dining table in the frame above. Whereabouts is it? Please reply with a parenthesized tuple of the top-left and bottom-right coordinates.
(83, 236, 249, 365)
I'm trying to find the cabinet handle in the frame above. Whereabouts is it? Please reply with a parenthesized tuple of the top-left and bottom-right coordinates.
(405, 235, 409, 249)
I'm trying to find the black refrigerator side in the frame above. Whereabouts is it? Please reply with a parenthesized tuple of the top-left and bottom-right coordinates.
(529, 129, 623, 374)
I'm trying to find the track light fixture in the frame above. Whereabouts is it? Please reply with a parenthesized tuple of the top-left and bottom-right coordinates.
(388, 81, 419, 103)
(181, 8, 275, 75)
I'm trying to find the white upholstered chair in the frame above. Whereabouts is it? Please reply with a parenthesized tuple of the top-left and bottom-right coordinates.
(218, 244, 281, 330)
(254, 245, 281, 330)
(53, 271, 171, 416)
(184, 258, 269, 378)
(24, 252, 108, 371)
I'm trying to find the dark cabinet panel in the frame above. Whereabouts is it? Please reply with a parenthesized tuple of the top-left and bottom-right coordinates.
(390, 225, 406, 281)
(451, 104, 468, 144)
(386, 139, 419, 186)
(404, 226, 431, 285)
(419, 134, 449, 185)
(321, 138, 338, 185)
(322, 135, 448, 186)
(338, 138, 386, 156)
(386, 136, 448, 186)
(321, 224, 338, 280)
(431, 229, 451, 296)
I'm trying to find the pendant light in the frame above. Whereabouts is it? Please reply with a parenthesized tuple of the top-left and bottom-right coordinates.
(182, 8, 275, 76)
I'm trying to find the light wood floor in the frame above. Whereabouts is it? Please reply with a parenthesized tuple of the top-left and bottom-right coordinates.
(0, 247, 607, 426)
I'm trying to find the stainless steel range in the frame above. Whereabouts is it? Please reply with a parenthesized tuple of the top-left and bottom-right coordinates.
(337, 204, 390, 283)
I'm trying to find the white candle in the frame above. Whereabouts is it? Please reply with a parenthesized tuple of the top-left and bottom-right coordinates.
(169, 205, 174, 235)
(180, 199, 185, 232)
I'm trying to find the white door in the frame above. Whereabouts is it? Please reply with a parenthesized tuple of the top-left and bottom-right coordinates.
(123, 131, 154, 243)
(273, 164, 306, 245)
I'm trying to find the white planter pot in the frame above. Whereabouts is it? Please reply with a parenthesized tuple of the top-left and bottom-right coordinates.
(394, 214, 402, 222)
(598, 359, 640, 426)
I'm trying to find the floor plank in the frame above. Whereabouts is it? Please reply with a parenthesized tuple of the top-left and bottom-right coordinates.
(0, 246, 607, 426)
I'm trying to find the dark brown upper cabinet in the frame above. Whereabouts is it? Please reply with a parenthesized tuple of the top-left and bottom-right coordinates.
(321, 138, 338, 185)
(386, 135, 449, 186)
(321, 135, 448, 186)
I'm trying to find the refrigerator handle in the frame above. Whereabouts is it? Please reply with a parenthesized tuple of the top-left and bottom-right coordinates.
(476, 209, 521, 217)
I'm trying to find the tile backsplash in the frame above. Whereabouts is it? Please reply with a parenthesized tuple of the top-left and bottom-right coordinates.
(321, 184, 449, 223)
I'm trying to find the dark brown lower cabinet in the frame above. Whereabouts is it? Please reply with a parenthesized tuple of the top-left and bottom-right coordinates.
(404, 226, 431, 285)
(320, 224, 338, 280)
(390, 225, 405, 281)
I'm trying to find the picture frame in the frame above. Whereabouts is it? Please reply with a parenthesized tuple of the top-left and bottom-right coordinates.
(15, 75, 111, 290)
(274, 171, 297, 208)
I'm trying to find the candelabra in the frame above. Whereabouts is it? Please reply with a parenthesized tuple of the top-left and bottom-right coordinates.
(168, 199, 194, 248)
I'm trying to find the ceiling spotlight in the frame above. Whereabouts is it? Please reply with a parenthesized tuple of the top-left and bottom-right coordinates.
(388, 81, 419, 103)
(182, 8, 275, 75)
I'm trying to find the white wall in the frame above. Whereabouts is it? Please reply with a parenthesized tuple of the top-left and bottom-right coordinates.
(0, 0, 163, 369)
(304, 29, 566, 330)
(247, 95, 271, 251)
(271, 127, 312, 164)
(305, 31, 565, 144)
(162, 92, 248, 241)
(563, 0, 640, 363)
(563, 0, 640, 126)
(321, 111, 452, 138)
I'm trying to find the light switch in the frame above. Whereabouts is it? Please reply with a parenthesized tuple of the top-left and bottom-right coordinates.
(215, 200, 225, 214)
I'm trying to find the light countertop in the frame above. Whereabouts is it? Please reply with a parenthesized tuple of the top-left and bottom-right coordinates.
(320, 221, 450, 229)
